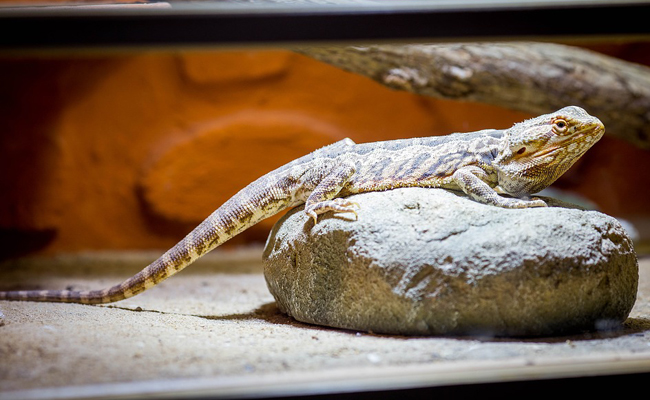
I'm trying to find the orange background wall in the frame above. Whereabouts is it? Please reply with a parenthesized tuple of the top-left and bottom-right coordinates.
(1, 44, 650, 259)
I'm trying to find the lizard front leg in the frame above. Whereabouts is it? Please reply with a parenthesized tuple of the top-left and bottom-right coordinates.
(452, 166, 547, 208)
(305, 161, 359, 223)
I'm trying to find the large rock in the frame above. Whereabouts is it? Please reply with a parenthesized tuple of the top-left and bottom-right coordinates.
(262, 188, 638, 336)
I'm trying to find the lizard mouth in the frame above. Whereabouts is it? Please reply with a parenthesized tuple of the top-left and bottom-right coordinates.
(532, 121, 604, 159)
(566, 123, 604, 149)
(534, 144, 563, 159)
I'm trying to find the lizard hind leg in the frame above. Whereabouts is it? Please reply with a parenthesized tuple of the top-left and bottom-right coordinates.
(304, 161, 359, 224)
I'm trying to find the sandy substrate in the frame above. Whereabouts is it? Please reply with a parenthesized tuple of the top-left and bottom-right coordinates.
(1, 248, 649, 399)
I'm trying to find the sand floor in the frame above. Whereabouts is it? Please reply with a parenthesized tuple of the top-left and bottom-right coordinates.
(1, 248, 649, 399)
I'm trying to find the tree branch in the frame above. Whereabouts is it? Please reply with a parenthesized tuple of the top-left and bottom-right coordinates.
(295, 43, 650, 148)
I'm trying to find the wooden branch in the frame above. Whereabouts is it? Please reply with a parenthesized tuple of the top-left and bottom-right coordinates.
(295, 43, 650, 148)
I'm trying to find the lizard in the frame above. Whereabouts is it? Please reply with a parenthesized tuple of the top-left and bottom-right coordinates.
(0, 106, 604, 305)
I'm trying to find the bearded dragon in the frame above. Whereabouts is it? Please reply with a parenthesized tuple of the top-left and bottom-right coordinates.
(0, 106, 604, 304)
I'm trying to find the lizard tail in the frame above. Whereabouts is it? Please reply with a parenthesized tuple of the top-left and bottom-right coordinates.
(0, 218, 227, 304)
(0, 138, 349, 304)
(0, 184, 295, 304)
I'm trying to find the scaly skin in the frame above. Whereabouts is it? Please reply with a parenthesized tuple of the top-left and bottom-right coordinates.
(0, 106, 604, 304)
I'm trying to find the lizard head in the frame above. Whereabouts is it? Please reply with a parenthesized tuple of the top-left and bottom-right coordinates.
(495, 106, 605, 196)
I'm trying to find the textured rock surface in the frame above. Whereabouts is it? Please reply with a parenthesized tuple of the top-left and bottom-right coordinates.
(263, 188, 639, 336)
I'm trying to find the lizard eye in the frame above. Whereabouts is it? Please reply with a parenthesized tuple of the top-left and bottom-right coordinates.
(554, 119, 568, 133)
(516, 147, 526, 155)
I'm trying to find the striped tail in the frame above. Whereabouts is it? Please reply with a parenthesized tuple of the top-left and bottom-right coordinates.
(0, 182, 297, 304)
(0, 137, 358, 304)
(0, 217, 225, 304)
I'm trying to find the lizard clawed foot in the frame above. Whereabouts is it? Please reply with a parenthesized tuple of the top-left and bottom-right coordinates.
(305, 198, 360, 224)
(528, 197, 548, 207)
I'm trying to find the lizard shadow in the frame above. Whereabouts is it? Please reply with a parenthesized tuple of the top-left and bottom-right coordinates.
(197, 302, 344, 333)
(196, 301, 650, 343)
